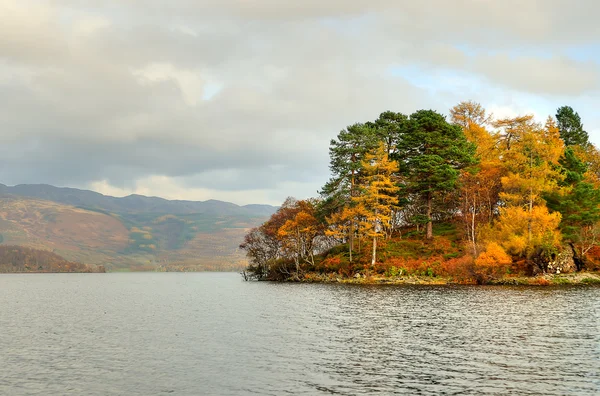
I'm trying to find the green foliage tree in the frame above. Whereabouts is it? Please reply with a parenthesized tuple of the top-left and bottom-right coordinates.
(320, 123, 379, 256)
(546, 148, 600, 270)
(397, 110, 477, 239)
(556, 106, 589, 147)
(373, 111, 408, 157)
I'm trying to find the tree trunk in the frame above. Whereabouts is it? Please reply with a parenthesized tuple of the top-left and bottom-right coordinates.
(471, 195, 477, 256)
(349, 228, 353, 263)
(527, 152, 533, 245)
(371, 236, 377, 266)
(527, 186, 533, 245)
(426, 191, 433, 240)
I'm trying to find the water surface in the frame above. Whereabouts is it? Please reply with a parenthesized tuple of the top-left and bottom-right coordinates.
(0, 273, 598, 395)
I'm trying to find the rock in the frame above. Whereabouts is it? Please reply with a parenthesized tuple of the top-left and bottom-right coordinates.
(555, 248, 576, 274)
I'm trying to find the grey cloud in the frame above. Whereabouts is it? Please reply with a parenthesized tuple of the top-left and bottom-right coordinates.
(473, 54, 600, 96)
(1, 0, 599, 204)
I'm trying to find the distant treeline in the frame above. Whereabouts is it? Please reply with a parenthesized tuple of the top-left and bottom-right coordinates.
(0, 245, 105, 273)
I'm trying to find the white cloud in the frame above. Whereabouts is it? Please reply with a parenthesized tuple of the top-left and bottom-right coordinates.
(1, 0, 599, 205)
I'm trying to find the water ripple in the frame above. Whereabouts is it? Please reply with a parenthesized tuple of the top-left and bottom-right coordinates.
(0, 274, 598, 395)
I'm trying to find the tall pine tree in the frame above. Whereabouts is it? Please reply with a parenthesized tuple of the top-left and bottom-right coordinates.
(397, 110, 476, 239)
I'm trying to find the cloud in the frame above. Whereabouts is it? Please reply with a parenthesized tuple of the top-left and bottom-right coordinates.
(0, 0, 599, 204)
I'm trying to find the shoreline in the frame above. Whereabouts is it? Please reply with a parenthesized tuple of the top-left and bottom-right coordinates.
(290, 271, 600, 286)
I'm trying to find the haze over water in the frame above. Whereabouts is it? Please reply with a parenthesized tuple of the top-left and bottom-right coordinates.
(1, 273, 598, 395)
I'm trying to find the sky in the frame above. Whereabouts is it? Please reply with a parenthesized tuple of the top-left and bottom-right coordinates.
(1, 1, 599, 205)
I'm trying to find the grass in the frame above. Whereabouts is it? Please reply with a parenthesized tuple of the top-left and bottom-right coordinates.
(581, 277, 600, 284)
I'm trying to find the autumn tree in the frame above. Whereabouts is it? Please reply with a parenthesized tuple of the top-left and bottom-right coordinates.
(353, 143, 400, 265)
(325, 205, 364, 262)
(397, 110, 476, 239)
(278, 199, 323, 274)
(494, 114, 535, 148)
(240, 197, 301, 279)
(450, 100, 493, 135)
(451, 101, 502, 254)
(494, 117, 564, 262)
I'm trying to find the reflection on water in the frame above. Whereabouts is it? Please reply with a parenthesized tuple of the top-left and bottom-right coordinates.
(0, 273, 598, 395)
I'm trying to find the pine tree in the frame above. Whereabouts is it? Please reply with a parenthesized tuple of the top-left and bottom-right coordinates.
(545, 147, 600, 270)
(397, 110, 476, 239)
(556, 106, 589, 147)
(321, 123, 378, 257)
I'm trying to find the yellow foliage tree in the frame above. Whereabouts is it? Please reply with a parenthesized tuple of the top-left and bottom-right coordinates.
(326, 204, 365, 263)
(475, 242, 512, 267)
(493, 206, 562, 257)
(497, 116, 564, 252)
(451, 101, 503, 255)
(352, 143, 400, 265)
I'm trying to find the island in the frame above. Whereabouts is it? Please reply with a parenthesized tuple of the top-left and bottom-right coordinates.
(240, 102, 600, 285)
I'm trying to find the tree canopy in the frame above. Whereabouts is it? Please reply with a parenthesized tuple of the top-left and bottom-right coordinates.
(241, 102, 600, 282)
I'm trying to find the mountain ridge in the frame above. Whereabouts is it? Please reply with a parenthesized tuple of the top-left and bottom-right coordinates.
(0, 183, 277, 271)
(0, 183, 277, 216)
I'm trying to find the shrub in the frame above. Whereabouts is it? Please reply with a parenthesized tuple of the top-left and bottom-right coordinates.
(473, 242, 512, 284)
(440, 256, 475, 283)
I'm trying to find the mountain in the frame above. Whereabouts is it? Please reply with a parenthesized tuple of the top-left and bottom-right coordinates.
(0, 184, 277, 271)
(0, 184, 274, 216)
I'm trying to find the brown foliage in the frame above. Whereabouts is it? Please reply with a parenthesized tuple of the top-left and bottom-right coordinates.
(0, 245, 104, 273)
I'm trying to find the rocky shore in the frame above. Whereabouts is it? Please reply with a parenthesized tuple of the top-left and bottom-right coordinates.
(296, 271, 600, 286)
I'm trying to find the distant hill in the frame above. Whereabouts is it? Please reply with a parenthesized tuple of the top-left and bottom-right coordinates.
(0, 184, 277, 271)
(0, 184, 275, 216)
(0, 245, 104, 273)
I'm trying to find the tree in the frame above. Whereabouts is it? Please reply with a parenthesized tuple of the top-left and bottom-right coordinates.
(449, 100, 493, 133)
(353, 143, 400, 265)
(451, 101, 502, 255)
(325, 205, 364, 262)
(397, 110, 476, 239)
(320, 123, 378, 256)
(495, 117, 564, 263)
(240, 197, 300, 279)
(556, 106, 589, 147)
(374, 111, 408, 157)
(321, 123, 378, 206)
(491, 205, 562, 263)
(278, 199, 323, 274)
(493, 114, 535, 151)
(545, 148, 600, 270)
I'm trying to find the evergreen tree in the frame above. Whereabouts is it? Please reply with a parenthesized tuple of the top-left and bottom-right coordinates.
(321, 123, 379, 257)
(556, 106, 589, 147)
(546, 147, 600, 270)
(397, 110, 476, 239)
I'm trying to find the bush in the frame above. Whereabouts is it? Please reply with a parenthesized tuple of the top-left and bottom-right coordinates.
(439, 256, 475, 283)
(473, 242, 512, 284)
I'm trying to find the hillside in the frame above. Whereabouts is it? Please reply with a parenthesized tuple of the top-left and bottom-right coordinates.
(0, 184, 273, 216)
(0, 245, 104, 273)
(0, 185, 277, 271)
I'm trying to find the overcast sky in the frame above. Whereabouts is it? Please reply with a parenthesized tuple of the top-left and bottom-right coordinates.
(1, 1, 599, 205)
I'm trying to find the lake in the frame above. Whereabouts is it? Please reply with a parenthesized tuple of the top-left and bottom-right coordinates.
(0, 273, 598, 395)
